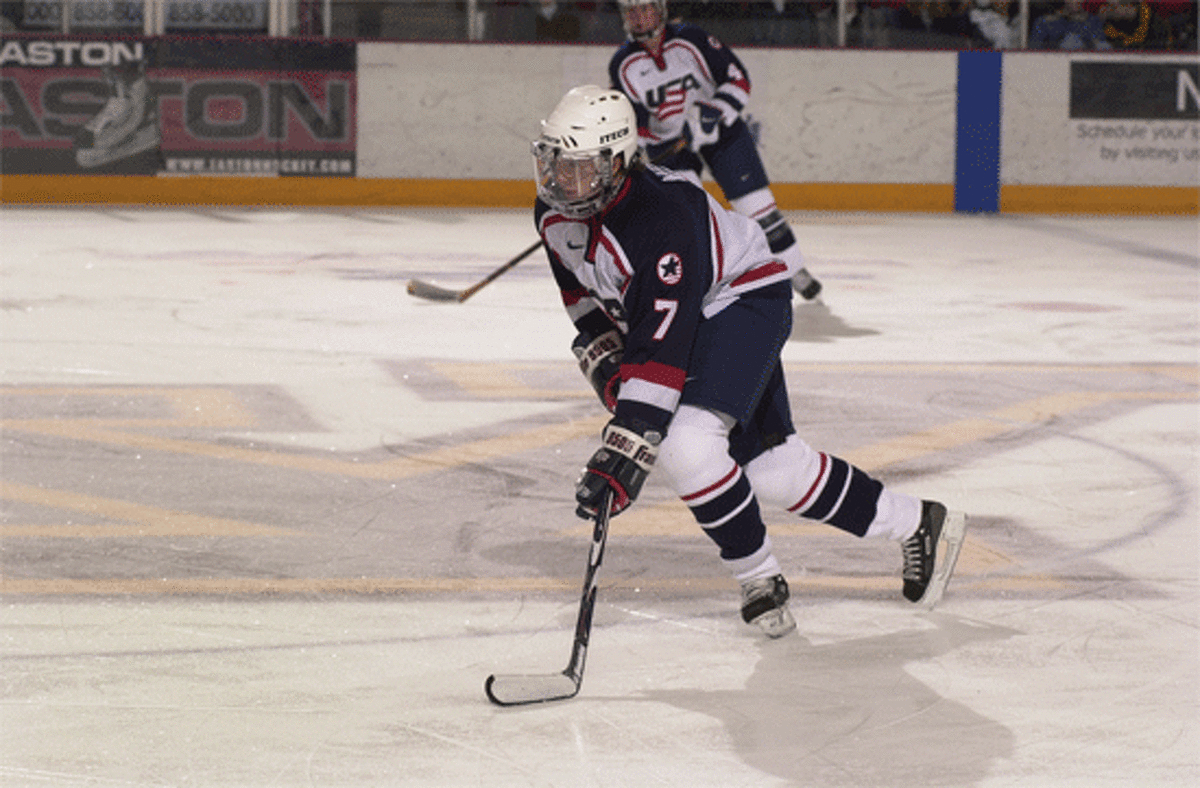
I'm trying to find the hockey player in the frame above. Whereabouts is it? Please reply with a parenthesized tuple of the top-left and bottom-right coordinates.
(532, 85, 966, 637)
(608, 0, 822, 301)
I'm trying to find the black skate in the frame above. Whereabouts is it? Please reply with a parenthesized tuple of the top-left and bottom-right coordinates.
(792, 268, 822, 301)
(740, 574, 796, 638)
(902, 500, 967, 609)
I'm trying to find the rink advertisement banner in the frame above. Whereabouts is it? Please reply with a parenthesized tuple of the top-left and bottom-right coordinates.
(1068, 61, 1200, 187)
(20, 1, 268, 31)
(0, 38, 356, 177)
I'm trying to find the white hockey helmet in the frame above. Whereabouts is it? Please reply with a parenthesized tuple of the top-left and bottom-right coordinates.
(532, 85, 640, 219)
(617, 0, 667, 43)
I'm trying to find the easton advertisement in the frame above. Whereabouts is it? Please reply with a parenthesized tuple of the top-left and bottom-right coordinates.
(1, 37, 356, 177)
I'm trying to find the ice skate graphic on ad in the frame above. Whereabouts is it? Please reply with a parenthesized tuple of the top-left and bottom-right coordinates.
(74, 65, 160, 169)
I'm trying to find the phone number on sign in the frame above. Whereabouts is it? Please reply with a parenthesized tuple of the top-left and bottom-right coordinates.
(21, 0, 265, 29)
(166, 0, 267, 28)
(23, 1, 143, 27)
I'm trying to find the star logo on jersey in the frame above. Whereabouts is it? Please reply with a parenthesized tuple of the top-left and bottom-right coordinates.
(656, 253, 683, 286)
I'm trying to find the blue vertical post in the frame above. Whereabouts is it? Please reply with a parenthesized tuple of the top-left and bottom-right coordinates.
(955, 51, 1003, 213)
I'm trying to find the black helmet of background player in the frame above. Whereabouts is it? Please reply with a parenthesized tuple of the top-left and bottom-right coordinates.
(531, 86, 641, 219)
(617, 0, 667, 44)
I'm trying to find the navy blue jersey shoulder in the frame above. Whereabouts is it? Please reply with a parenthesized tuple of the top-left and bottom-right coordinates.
(603, 166, 712, 290)
(603, 166, 714, 397)
(670, 23, 714, 48)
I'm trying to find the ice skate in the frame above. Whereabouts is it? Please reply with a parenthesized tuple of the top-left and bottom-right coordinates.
(901, 500, 967, 610)
(792, 268, 822, 301)
(75, 69, 159, 169)
(740, 574, 796, 638)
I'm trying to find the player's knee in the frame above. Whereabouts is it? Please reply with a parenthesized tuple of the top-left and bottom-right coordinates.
(744, 434, 821, 509)
(658, 406, 734, 491)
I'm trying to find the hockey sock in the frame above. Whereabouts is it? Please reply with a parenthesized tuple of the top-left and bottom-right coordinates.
(725, 537, 783, 582)
(863, 489, 922, 541)
(745, 434, 884, 537)
(730, 190, 806, 272)
(658, 405, 771, 562)
(685, 464, 768, 560)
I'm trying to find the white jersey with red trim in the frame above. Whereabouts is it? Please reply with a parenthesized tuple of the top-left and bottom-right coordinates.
(608, 23, 752, 149)
(534, 164, 796, 434)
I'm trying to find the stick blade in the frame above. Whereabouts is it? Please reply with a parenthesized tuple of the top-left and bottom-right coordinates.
(485, 672, 580, 707)
(405, 279, 463, 302)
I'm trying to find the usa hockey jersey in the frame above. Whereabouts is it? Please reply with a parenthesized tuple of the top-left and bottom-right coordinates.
(607, 23, 751, 150)
(535, 164, 796, 435)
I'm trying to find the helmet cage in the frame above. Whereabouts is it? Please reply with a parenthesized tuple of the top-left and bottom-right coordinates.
(532, 85, 639, 219)
(533, 141, 624, 219)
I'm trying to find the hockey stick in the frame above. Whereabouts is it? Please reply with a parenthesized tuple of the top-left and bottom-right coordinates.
(485, 487, 615, 707)
(407, 142, 687, 304)
(406, 239, 543, 303)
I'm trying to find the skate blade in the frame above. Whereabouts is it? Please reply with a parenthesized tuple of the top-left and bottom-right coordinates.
(918, 510, 967, 611)
(750, 606, 796, 639)
(76, 125, 159, 169)
(485, 672, 580, 706)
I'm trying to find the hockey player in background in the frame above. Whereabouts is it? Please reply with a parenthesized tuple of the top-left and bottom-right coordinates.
(532, 85, 967, 637)
(608, 0, 822, 301)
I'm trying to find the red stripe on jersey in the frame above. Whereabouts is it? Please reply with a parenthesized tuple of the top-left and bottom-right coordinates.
(788, 452, 828, 513)
(749, 202, 778, 222)
(731, 262, 787, 288)
(599, 234, 630, 279)
(658, 85, 689, 121)
(560, 286, 589, 307)
(680, 463, 739, 503)
(709, 209, 725, 281)
(621, 360, 686, 390)
(542, 213, 577, 232)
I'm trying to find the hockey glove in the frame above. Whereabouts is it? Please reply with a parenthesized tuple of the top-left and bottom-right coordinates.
(708, 93, 741, 126)
(571, 329, 623, 413)
(682, 101, 723, 153)
(575, 418, 662, 519)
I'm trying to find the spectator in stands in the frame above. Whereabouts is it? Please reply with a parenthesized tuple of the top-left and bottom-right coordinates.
(853, 1, 904, 47)
(966, 0, 1020, 47)
(1029, 1, 1112, 49)
(0, 0, 18, 32)
(895, 1, 977, 47)
(1099, 0, 1174, 48)
(534, 0, 584, 40)
(820, 2, 905, 48)
(748, 0, 817, 47)
(1153, 0, 1196, 49)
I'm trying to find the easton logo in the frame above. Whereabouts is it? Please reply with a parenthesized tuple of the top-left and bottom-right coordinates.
(0, 40, 145, 68)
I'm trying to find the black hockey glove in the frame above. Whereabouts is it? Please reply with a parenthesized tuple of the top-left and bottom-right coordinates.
(575, 418, 662, 520)
(571, 329, 623, 414)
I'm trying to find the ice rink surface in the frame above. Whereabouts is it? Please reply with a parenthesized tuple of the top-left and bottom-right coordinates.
(1, 205, 1197, 787)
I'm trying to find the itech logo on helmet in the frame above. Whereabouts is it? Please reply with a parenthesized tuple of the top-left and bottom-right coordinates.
(599, 127, 630, 145)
